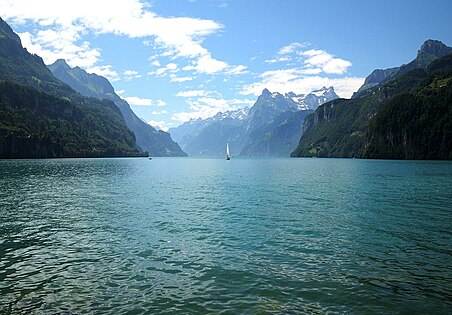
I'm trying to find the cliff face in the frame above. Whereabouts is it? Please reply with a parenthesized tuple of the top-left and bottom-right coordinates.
(353, 40, 452, 99)
(292, 53, 452, 160)
(0, 18, 146, 158)
(48, 59, 187, 157)
(363, 60, 452, 160)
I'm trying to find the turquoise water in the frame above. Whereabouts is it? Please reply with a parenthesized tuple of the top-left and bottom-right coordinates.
(0, 158, 451, 314)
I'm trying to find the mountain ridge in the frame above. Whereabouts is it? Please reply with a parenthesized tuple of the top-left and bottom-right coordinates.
(291, 40, 452, 160)
(0, 17, 145, 158)
(353, 39, 452, 98)
(170, 87, 338, 157)
(48, 59, 187, 157)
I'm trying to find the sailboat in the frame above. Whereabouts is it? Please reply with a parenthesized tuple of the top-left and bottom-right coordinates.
(226, 143, 230, 160)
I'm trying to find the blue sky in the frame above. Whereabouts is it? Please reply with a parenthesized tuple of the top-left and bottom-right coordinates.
(2, 0, 452, 130)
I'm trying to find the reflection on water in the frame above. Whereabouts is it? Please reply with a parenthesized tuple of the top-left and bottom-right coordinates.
(0, 158, 451, 314)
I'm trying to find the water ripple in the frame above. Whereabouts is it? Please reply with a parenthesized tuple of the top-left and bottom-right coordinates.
(0, 158, 451, 314)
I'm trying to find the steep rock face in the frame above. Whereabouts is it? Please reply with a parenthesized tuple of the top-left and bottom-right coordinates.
(170, 108, 248, 156)
(240, 110, 313, 157)
(363, 54, 452, 160)
(353, 39, 452, 98)
(353, 68, 399, 97)
(291, 69, 428, 158)
(48, 59, 186, 157)
(291, 46, 452, 159)
(0, 17, 144, 158)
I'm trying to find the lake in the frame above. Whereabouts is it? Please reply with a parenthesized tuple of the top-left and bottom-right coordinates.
(0, 158, 451, 314)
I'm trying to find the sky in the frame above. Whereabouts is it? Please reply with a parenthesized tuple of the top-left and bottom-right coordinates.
(1, 0, 452, 131)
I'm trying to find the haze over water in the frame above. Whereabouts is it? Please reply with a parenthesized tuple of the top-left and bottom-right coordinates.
(0, 158, 451, 313)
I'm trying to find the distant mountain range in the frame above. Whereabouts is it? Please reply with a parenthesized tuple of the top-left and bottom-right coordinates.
(292, 39, 452, 160)
(170, 86, 338, 157)
(48, 59, 186, 157)
(0, 17, 144, 158)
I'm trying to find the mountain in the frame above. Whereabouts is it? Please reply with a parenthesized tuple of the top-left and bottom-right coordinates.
(288, 86, 339, 110)
(170, 108, 248, 156)
(353, 39, 452, 98)
(353, 67, 399, 96)
(169, 87, 338, 157)
(363, 55, 452, 159)
(48, 59, 186, 157)
(291, 41, 452, 160)
(0, 17, 144, 158)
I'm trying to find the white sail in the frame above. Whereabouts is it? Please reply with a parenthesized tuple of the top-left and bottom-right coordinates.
(226, 143, 230, 160)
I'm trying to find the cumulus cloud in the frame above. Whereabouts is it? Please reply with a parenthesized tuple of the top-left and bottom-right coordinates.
(123, 70, 142, 81)
(124, 96, 152, 106)
(180, 54, 247, 75)
(300, 49, 352, 74)
(151, 110, 168, 115)
(18, 30, 100, 68)
(156, 100, 167, 107)
(265, 56, 291, 64)
(169, 75, 194, 83)
(151, 60, 161, 67)
(176, 90, 209, 97)
(197, 55, 228, 73)
(278, 42, 310, 55)
(1, 0, 226, 73)
(243, 42, 362, 98)
(149, 63, 179, 76)
(86, 65, 120, 82)
(226, 65, 249, 75)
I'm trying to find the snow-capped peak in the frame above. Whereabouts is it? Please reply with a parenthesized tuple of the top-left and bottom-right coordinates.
(259, 86, 338, 111)
(213, 107, 250, 121)
(311, 86, 335, 97)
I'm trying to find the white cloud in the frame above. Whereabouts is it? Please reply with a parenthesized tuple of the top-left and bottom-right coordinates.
(151, 110, 168, 115)
(265, 56, 291, 64)
(278, 42, 310, 55)
(169, 75, 194, 83)
(242, 43, 360, 98)
(150, 63, 179, 76)
(171, 97, 254, 122)
(300, 49, 352, 74)
(181, 55, 247, 75)
(124, 70, 139, 76)
(156, 100, 167, 107)
(166, 63, 178, 70)
(192, 54, 228, 74)
(18, 30, 101, 68)
(124, 96, 153, 106)
(151, 60, 161, 67)
(226, 65, 248, 75)
(2, 0, 225, 74)
(148, 120, 169, 131)
(116, 89, 125, 95)
(123, 69, 142, 81)
(176, 90, 208, 97)
(87, 65, 120, 82)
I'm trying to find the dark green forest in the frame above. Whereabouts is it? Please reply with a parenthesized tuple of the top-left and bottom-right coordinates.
(291, 54, 452, 160)
(0, 17, 146, 158)
(0, 81, 145, 158)
(364, 69, 452, 159)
